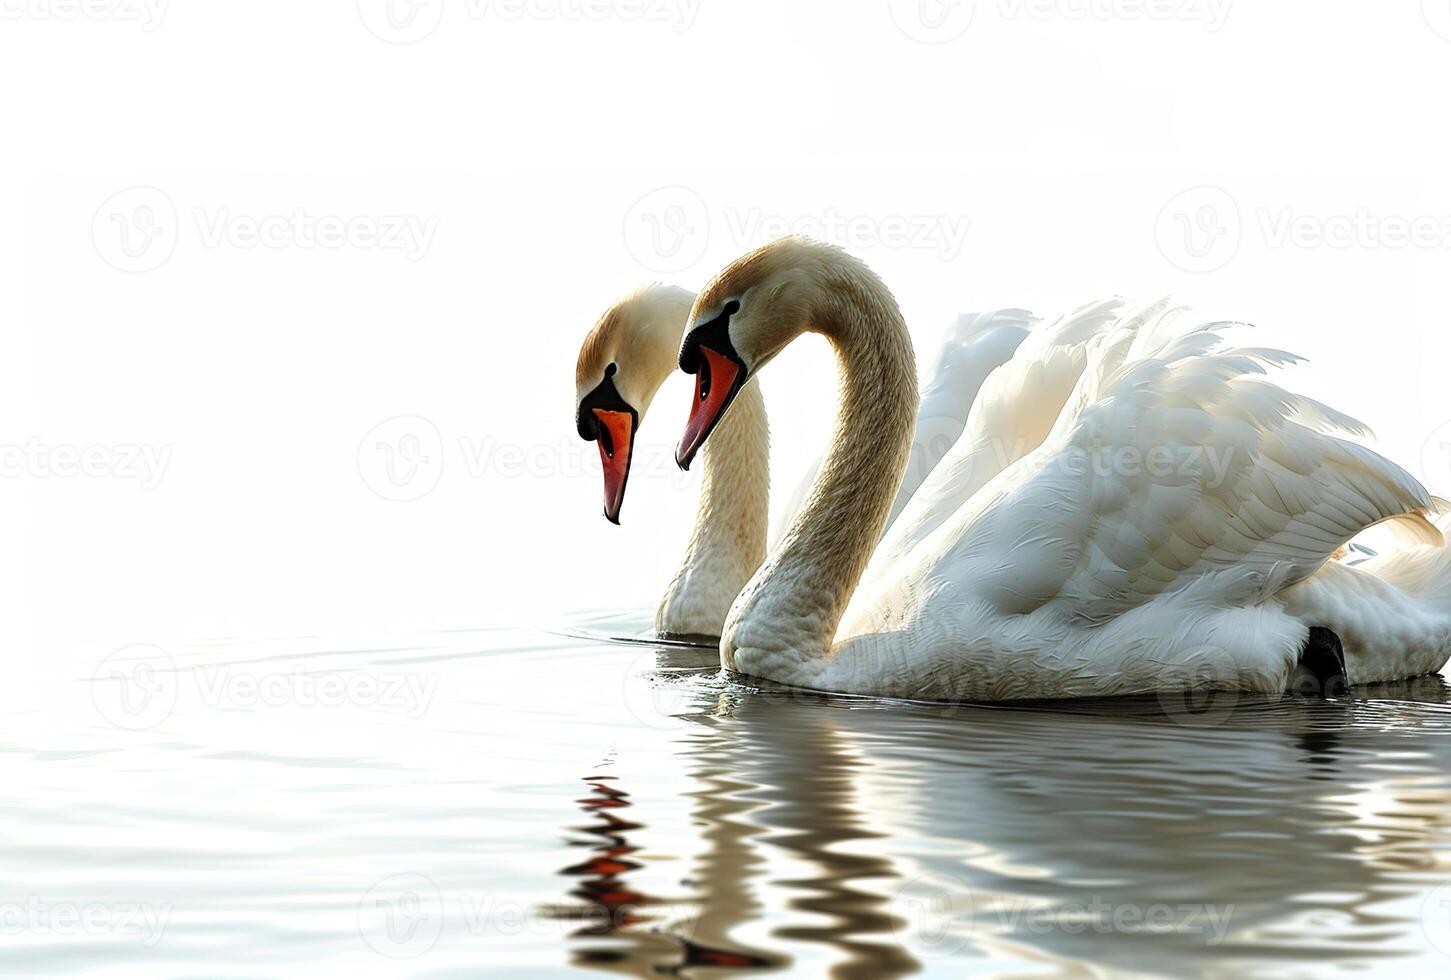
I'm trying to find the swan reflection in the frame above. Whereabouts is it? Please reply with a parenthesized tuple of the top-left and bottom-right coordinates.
(557, 647, 1451, 976)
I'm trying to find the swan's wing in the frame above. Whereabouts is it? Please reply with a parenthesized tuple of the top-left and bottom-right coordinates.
(771, 309, 1033, 545)
(952, 325, 1438, 624)
(889, 310, 1035, 528)
(868, 298, 1142, 576)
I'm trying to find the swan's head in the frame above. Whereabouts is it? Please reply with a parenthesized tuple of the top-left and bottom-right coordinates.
(575, 284, 696, 523)
(676, 237, 844, 468)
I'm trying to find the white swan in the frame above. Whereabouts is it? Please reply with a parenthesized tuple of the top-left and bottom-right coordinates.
(672, 238, 1451, 699)
(574, 285, 1032, 639)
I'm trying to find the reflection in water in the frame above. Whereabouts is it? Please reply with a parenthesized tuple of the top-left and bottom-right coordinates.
(560, 776, 649, 934)
(558, 639, 1451, 978)
(22, 623, 1451, 973)
(549, 762, 781, 976)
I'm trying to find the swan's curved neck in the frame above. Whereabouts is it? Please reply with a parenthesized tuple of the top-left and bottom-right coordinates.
(656, 377, 770, 638)
(722, 268, 918, 668)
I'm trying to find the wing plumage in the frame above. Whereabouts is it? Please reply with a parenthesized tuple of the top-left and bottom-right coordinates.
(1037, 314, 1437, 621)
(772, 309, 1033, 544)
(867, 298, 1132, 578)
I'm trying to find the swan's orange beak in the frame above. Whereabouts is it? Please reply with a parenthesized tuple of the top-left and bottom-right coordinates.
(677, 346, 744, 470)
(592, 408, 635, 525)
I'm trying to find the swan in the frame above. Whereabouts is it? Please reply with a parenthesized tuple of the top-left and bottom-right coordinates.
(672, 237, 1451, 699)
(574, 285, 1033, 639)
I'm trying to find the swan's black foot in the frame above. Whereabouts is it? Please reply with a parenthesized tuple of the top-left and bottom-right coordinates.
(1290, 626, 1348, 697)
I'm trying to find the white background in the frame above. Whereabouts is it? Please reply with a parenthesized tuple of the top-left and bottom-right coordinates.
(5, 0, 1451, 670)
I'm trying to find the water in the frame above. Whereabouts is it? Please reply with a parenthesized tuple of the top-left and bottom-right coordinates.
(12, 612, 1451, 977)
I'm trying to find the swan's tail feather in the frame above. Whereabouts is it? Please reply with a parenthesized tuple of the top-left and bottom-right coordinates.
(944, 309, 1038, 347)
(1376, 513, 1446, 549)
(1357, 519, 1451, 615)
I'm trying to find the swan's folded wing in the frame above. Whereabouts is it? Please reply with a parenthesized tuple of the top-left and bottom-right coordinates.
(869, 298, 1136, 575)
(1052, 339, 1437, 622)
(891, 310, 1035, 526)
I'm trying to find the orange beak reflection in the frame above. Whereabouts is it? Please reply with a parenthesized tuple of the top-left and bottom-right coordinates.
(676, 346, 743, 470)
(592, 408, 635, 524)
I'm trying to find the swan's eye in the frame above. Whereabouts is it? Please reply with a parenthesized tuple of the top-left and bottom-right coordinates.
(723, 300, 741, 318)
(604, 363, 617, 378)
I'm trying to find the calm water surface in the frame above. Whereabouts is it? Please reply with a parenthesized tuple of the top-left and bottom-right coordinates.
(14, 612, 1451, 976)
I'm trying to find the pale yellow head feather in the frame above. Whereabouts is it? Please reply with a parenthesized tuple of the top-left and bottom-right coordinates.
(575, 284, 696, 420)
